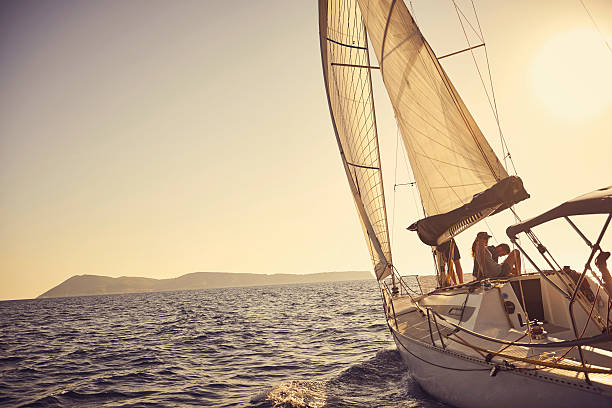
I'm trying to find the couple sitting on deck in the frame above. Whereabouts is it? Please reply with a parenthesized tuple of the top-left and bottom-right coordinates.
(472, 231, 521, 279)
(435, 231, 521, 287)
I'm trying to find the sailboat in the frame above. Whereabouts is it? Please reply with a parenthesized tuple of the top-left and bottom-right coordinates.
(318, 1, 612, 407)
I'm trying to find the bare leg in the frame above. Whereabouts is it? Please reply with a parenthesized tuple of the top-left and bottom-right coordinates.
(513, 249, 522, 275)
(447, 264, 458, 286)
(436, 252, 447, 287)
(595, 252, 612, 299)
(454, 260, 464, 284)
(503, 249, 522, 276)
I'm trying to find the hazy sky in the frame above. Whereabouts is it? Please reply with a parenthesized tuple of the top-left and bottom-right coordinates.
(1, 0, 611, 300)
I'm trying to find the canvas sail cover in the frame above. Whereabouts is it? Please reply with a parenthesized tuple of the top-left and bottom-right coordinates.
(319, 0, 393, 280)
(409, 176, 529, 246)
(357, 0, 528, 244)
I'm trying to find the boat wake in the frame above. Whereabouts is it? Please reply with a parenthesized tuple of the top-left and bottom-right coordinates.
(255, 349, 446, 408)
(253, 380, 327, 408)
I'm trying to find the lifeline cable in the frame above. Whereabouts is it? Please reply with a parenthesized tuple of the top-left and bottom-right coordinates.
(428, 307, 612, 349)
(391, 330, 491, 372)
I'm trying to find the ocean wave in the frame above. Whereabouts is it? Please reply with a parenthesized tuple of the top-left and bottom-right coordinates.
(0, 280, 445, 407)
(0, 356, 23, 364)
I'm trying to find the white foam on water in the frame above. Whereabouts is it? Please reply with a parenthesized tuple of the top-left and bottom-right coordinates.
(265, 380, 327, 408)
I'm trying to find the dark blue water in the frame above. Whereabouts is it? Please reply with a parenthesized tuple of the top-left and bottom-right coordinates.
(0, 280, 447, 407)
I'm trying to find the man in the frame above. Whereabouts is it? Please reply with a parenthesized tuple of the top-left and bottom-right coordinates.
(436, 238, 463, 286)
(471, 242, 510, 278)
(472, 232, 521, 279)
(491, 243, 511, 263)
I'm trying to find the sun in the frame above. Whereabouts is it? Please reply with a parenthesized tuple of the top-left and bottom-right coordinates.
(530, 28, 612, 121)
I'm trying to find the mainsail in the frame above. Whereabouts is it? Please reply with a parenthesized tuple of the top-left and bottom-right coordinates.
(319, 0, 393, 280)
(356, 0, 528, 245)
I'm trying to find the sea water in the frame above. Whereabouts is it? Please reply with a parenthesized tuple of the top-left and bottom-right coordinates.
(0, 280, 447, 407)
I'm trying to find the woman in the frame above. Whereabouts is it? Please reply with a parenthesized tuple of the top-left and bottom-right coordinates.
(472, 231, 521, 279)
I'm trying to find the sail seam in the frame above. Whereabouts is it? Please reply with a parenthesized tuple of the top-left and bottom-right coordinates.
(347, 161, 381, 170)
(326, 37, 368, 50)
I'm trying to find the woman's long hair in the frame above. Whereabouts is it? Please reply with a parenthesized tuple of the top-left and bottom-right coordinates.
(471, 237, 479, 258)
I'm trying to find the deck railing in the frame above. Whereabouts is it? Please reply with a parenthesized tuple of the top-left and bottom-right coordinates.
(380, 272, 612, 383)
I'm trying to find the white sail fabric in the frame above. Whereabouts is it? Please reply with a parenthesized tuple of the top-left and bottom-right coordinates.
(319, 0, 392, 280)
(356, 0, 508, 217)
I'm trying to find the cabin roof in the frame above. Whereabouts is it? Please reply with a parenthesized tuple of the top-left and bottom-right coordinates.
(506, 186, 612, 238)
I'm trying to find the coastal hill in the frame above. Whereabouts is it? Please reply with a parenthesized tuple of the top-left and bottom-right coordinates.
(37, 271, 373, 299)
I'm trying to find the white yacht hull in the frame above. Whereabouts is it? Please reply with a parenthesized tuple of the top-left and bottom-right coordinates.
(393, 329, 612, 408)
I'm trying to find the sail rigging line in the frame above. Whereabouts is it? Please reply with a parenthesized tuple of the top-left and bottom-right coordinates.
(392, 113, 427, 227)
(450, 1, 499, 141)
(390, 120, 419, 253)
(391, 331, 493, 372)
(437, 43, 485, 60)
(481, 218, 498, 244)
(443, 333, 603, 376)
(517, 272, 536, 354)
(395, 316, 570, 374)
(404, 135, 449, 217)
(429, 307, 612, 350)
(448, 0, 484, 43)
(553, 284, 602, 364)
(468, 0, 511, 172)
(391, 122, 401, 253)
(578, 0, 612, 54)
(393, 112, 430, 215)
(408, 1, 416, 21)
(400, 119, 466, 215)
(496, 332, 529, 355)
(420, 41, 500, 182)
(468, 0, 518, 175)
(449, 0, 525, 251)
(398, 125, 426, 219)
(390, 265, 422, 296)
(450, 0, 520, 177)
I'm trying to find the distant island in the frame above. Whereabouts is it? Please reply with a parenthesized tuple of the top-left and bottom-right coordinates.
(37, 271, 373, 299)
